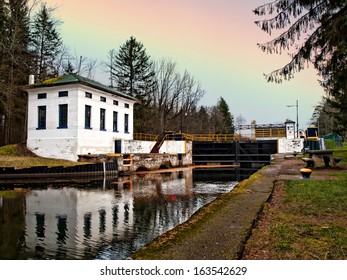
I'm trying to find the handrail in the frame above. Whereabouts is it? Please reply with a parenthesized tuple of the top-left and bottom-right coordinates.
(134, 132, 287, 142)
(187, 134, 236, 142)
(133, 133, 158, 141)
(255, 128, 286, 138)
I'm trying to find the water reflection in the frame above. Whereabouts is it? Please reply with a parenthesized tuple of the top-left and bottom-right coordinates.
(0, 167, 256, 260)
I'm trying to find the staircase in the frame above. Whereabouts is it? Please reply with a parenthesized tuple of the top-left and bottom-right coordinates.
(150, 133, 166, 153)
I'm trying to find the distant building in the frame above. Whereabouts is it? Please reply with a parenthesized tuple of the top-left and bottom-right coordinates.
(26, 74, 137, 161)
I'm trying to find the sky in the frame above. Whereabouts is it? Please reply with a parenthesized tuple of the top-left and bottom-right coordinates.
(44, 0, 325, 129)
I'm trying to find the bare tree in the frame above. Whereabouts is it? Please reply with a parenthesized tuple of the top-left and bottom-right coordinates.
(54, 44, 70, 76)
(235, 114, 246, 134)
(85, 58, 97, 79)
(105, 49, 117, 87)
(70, 52, 98, 78)
(73, 53, 87, 75)
(151, 59, 205, 133)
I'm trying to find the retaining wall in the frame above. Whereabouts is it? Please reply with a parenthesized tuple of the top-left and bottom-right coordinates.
(119, 153, 192, 174)
(0, 162, 118, 180)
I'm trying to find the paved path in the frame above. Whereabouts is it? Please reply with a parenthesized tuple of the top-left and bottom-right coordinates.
(132, 155, 285, 259)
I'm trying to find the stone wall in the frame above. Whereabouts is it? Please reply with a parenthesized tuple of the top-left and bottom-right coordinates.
(119, 151, 193, 174)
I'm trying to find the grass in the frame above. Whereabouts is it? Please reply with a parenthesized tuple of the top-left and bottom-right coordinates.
(0, 190, 18, 199)
(0, 144, 81, 168)
(276, 178, 347, 259)
(244, 144, 347, 260)
(332, 143, 347, 167)
(0, 145, 20, 156)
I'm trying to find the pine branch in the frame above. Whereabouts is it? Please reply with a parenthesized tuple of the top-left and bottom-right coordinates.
(263, 22, 324, 82)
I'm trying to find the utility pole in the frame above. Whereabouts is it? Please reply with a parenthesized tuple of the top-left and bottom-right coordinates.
(287, 100, 299, 138)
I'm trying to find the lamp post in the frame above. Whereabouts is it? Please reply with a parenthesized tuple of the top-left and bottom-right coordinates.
(287, 100, 299, 138)
(180, 109, 187, 133)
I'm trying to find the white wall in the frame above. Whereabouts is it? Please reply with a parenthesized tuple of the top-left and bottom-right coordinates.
(159, 141, 187, 154)
(122, 140, 155, 154)
(27, 138, 78, 161)
(121, 140, 188, 154)
(278, 138, 304, 153)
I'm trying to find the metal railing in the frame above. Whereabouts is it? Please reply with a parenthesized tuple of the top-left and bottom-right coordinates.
(134, 133, 240, 142)
(186, 134, 236, 142)
(133, 133, 158, 141)
(134, 131, 286, 143)
(255, 128, 286, 138)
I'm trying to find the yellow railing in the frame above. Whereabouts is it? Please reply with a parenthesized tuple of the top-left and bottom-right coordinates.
(255, 128, 286, 138)
(134, 132, 288, 142)
(133, 133, 158, 141)
(186, 134, 236, 142)
(134, 133, 240, 142)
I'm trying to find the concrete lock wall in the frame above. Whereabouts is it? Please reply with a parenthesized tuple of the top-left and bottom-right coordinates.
(122, 140, 155, 154)
(122, 140, 191, 155)
(278, 138, 304, 153)
(27, 138, 78, 161)
(120, 141, 193, 173)
(128, 153, 192, 172)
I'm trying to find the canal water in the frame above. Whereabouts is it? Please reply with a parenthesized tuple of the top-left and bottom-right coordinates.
(0, 167, 257, 260)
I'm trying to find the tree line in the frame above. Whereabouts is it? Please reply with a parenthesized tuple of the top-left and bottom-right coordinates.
(0, 1, 234, 146)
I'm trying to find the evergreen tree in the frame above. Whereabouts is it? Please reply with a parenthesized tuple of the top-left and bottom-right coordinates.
(113, 36, 156, 103)
(195, 106, 210, 133)
(0, 0, 30, 145)
(216, 97, 234, 134)
(111, 36, 156, 133)
(254, 0, 346, 83)
(30, 4, 62, 82)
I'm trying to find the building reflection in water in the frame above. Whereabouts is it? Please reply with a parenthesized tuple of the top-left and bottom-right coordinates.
(0, 167, 256, 259)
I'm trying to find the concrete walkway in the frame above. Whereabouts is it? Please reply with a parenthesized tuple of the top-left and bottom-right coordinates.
(132, 154, 286, 259)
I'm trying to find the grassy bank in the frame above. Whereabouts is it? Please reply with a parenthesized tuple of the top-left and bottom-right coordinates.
(243, 146, 347, 259)
(0, 144, 80, 169)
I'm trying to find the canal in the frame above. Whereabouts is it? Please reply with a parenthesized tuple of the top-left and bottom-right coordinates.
(0, 167, 257, 260)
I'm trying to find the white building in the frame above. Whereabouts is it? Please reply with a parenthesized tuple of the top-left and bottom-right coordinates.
(26, 74, 137, 161)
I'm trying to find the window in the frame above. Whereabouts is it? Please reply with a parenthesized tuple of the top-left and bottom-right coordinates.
(56, 215, 68, 242)
(113, 111, 118, 132)
(35, 213, 45, 238)
(100, 96, 106, 102)
(38, 93, 46, 99)
(58, 91, 68, 97)
(85, 105, 91, 129)
(85, 92, 92, 98)
(113, 100, 118, 106)
(124, 113, 129, 133)
(125, 103, 129, 108)
(100, 108, 106, 130)
(84, 213, 92, 238)
(58, 104, 68, 128)
(37, 106, 46, 129)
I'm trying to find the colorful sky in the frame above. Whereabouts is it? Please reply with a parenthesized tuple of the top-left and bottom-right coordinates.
(45, 0, 325, 128)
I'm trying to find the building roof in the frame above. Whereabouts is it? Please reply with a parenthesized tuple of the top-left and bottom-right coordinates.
(27, 74, 138, 102)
